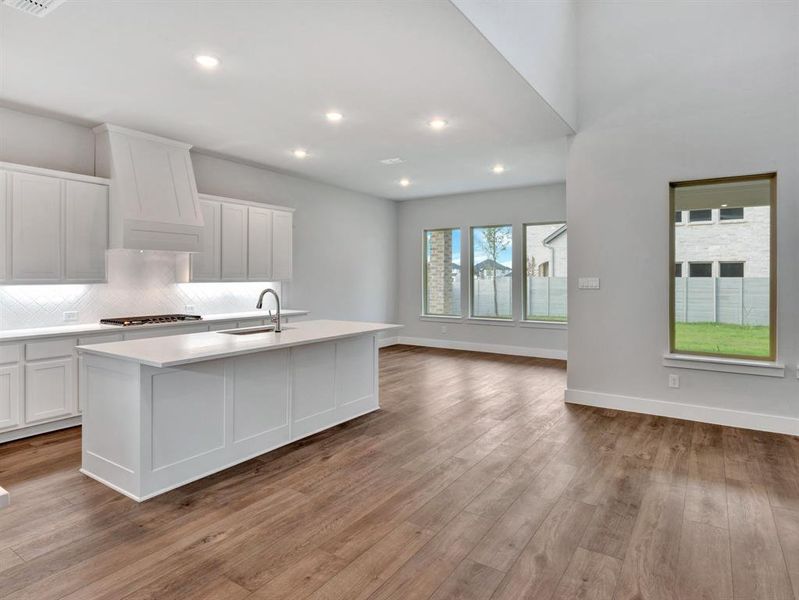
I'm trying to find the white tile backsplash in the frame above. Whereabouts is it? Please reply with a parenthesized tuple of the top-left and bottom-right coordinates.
(0, 250, 281, 330)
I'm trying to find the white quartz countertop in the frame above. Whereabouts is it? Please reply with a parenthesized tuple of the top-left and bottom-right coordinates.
(77, 319, 401, 368)
(0, 309, 309, 342)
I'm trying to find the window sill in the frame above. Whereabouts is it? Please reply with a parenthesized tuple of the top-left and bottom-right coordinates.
(466, 317, 516, 327)
(519, 320, 568, 330)
(663, 353, 785, 378)
(419, 315, 464, 323)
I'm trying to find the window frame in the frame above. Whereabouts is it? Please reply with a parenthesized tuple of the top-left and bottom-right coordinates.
(669, 172, 777, 362)
(422, 227, 462, 318)
(469, 224, 514, 320)
(522, 221, 568, 323)
(688, 261, 713, 278)
(719, 261, 745, 278)
(688, 209, 713, 223)
(719, 207, 745, 222)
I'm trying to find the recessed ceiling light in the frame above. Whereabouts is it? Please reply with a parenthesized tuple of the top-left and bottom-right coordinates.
(399, 178, 411, 187)
(721, 204, 728, 207)
(194, 55, 220, 69)
(325, 111, 343, 122)
(428, 118, 448, 130)
(492, 164, 505, 174)
(293, 148, 308, 159)
(380, 157, 405, 165)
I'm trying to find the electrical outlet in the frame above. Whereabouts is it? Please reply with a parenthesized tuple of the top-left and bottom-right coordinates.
(184, 305, 196, 313)
(440, 325, 448, 334)
(63, 311, 78, 322)
(668, 374, 680, 388)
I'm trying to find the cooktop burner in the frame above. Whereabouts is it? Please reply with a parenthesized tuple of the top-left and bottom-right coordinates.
(100, 314, 203, 327)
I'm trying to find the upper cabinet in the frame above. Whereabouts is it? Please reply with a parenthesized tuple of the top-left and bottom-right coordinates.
(184, 194, 293, 283)
(221, 202, 248, 281)
(190, 200, 221, 281)
(94, 124, 204, 253)
(248, 206, 273, 280)
(0, 163, 109, 284)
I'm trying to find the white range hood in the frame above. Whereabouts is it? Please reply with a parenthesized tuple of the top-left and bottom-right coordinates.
(94, 124, 204, 252)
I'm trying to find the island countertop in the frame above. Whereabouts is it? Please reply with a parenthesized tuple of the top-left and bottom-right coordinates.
(76, 319, 401, 368)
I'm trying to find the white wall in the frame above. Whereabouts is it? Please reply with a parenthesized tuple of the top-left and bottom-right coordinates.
(567, 1, 799, 432)
(452, 0, 577, 131)
(396, 184, 567, 358)
(0, 107, 398, 329)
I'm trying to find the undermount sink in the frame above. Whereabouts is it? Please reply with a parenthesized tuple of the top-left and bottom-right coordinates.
(218, 325, 277, 335)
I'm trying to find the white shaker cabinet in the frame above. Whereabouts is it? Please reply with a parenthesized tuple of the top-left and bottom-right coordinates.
(248, 206, 273, 280)
(0, 171, 7, 282)
(183, 195, 293, 283)
(65, 180, 109, 282)
(0, 163, 109, 284)
(191, 200, 222, 281)
(11, 172, 63, 282)
(25, 357, 74, 424)
(221, 202, 248, 280)
(272, 210, 293, 281)
(0, 365, 20, 431)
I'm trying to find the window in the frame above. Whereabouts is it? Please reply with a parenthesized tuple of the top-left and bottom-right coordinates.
(689, 209, 712, 223)
(524, 223, 567, 322)
(674, 263, 682, 278)
(720, 207, 744, 221)
(471, 225, 512, 319)
(670, 173, 775, 360)
(720, 262, 744, 278)
(674, 211, 682, 223)
(688, 262, 712, 278)
(424, 228, 461, 316)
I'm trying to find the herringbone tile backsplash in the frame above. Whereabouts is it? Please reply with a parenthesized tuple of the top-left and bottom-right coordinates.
(0, 250, 281, 330)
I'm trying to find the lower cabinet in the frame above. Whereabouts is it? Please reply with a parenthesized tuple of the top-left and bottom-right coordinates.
(0, 365, 20, 431)
(25, 358, 74, 424)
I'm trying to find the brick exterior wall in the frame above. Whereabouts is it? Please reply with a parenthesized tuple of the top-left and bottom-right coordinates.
(426, 230, 455, 314)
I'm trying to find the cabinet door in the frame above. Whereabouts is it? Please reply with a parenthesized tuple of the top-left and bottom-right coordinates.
(0, 365, 20, 431)
(25, 358, 74, 424)
(272, 211, 293, 280)
(248, 207, 273, 280)
(0, 171, 7, 281)
(11, 172, 62, 282)
(221, 203, 248, 280)
(191, 200, 221, 281)
(65, 180, 108, 282)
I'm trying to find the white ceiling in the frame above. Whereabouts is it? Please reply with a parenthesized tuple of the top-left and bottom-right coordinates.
(0, 0, 571, 200)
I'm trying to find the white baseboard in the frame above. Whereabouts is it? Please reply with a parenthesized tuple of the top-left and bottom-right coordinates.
(0, 486, 8, 509)
(377, 336, 399, 348)
(0, 416, 82, 445)
(565, 388, 799, 436)
(385, 336, 567, 360)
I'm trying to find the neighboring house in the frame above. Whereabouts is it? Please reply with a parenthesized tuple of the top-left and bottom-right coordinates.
(526, 223, 568, 278)
(474, 259, 511, 278)
(543, 225, 568, 277)
(674, 206, 769, 277)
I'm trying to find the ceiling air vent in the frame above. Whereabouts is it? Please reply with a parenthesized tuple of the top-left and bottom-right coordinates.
(1, 0, 66, 17)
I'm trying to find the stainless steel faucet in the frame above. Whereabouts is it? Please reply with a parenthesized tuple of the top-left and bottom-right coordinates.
(256, 288, 282, 332)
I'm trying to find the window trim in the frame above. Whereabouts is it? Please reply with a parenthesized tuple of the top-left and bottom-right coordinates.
(422, 227, 462, 318)
(669, 172, 777, 362)
(469, 224, 514, 320)
(688, 209, 713, 223)
(522, 221, 568, 324)
(687, 261, 713, 278)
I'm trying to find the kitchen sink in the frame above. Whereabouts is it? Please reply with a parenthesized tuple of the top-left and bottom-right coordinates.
(217, 325, 277, 335)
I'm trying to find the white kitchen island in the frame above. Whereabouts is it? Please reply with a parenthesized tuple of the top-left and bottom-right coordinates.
(76, 320, 400, 501)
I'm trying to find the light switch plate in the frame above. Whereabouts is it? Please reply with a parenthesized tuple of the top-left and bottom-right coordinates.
(668, 374, 680, 388)
(63, 311, 78, 322)
(578, 277, 600, 290)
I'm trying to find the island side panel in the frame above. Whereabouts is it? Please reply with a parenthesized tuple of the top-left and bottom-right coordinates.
(80, 354, 143, 500)
(334, 334, 379, 423)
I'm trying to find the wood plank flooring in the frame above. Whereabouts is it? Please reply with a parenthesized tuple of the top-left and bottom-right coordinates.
(1, 345, 798, 599)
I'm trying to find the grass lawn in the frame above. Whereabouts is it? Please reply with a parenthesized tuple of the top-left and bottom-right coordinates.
(674, 322, 770, 357)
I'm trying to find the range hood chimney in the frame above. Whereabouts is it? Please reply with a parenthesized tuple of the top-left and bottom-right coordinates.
(94, 124, 204, 252)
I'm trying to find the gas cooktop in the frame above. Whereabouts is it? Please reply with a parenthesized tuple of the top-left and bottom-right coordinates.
(100, 314, 203, 327)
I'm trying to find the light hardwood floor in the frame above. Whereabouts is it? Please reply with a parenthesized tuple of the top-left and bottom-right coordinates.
(1, 345, 798, 599)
